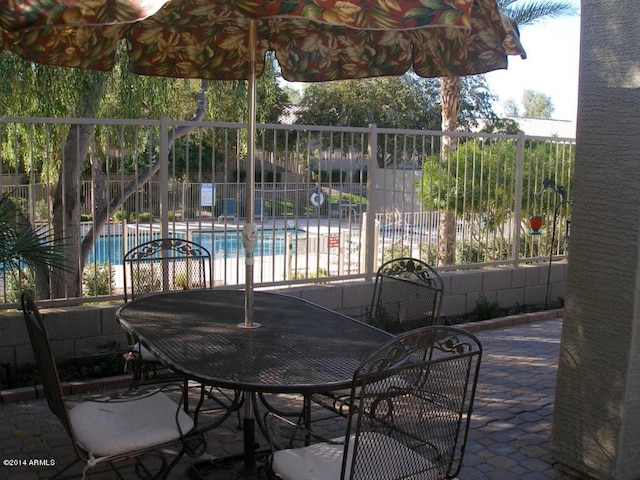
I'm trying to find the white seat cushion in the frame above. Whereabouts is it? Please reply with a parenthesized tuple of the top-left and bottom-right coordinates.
(130, 342, 159, 362)
(272, 431, 434, 480)
(69, 392, 193, 457)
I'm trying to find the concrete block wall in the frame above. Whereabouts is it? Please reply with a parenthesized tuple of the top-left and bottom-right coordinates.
(0, 303, 128, 383)
(284, 262, 568, 320)
(0, 262, 567, 381)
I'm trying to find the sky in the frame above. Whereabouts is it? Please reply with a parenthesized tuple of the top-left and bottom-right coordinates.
(484, 2, 581, 121)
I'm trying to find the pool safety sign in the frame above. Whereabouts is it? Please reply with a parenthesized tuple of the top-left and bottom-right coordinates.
(201, 183, 215, 207)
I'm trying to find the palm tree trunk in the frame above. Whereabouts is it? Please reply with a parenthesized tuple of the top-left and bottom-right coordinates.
(438, 76, 462, 266)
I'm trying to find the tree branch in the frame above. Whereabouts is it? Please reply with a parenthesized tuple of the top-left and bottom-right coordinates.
(80, 80, 209, 265)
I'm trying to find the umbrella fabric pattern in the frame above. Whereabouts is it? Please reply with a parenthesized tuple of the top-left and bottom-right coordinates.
(0, 0, 525, 81)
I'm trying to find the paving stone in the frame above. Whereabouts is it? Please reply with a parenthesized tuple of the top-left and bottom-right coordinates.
(459, 467, 488, 479)
(522, 471, 557, 480)
(474, 461, 496, 474)
(510, 464, 530, 476)
(0, 318, 577, 479)
(521, 456, 558, 472)
(487, 469, 522, 480)
(486, 442, 519, 456)
(460, 452, 484, 467)
(486, 454, 519, 469)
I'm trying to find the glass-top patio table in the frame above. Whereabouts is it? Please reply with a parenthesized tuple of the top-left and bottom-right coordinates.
(116, 289, 393, 476)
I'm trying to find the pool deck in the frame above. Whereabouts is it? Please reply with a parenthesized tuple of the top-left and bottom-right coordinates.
(0, 313, 574, 480)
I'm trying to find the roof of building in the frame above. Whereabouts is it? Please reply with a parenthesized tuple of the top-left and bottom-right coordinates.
(508, 117, 576, 138)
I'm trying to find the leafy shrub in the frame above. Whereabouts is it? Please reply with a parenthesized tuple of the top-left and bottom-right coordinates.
(290, 268, 328, 280)
(131, 269, 161, 294)
(4, 268, 35, 303)
(456, 242, 486, 264)
(382, 243, 411, 263)
(34, 199, 49, 221)
(82, 262, 114, 296)
(174, 272, 187, 288)
(13, 342, 125, 388)
(469, 293, 504, 322)
(419, 242, 438, 264)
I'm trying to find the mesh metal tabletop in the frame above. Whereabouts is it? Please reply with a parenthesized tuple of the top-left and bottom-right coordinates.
(116, 289, 393, 394)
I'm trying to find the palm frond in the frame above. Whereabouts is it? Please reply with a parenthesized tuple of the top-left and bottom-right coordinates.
(0, 194, 72, 274)
(10, 226, 71, 272)
(497, 0, 579, 26)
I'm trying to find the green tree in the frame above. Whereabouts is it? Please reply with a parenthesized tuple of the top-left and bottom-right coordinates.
(282, 85, 302, 105)
(297, 74, 496, 131)
(202, 53, 287, 181)
(1, 51, 212, 298)
(437, 0, 578, 266)
(522, 89, 555, 118)
(0, 50, 285, 299)
(503, 98, 521, 117)
(297, 76, 440, 129)
(418, 138, 574, 263)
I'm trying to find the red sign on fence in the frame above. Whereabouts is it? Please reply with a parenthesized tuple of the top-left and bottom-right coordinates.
(328, 235, 340, 248)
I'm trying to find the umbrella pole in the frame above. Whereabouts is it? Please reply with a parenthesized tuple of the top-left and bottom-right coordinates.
(240, 18, 259, 329)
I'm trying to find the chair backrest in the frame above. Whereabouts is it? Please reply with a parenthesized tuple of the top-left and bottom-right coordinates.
(222, 198, 236, 217)
(123, 238, 211, 302)
(343, 326, 482, 480)
(254, 198, 263, 219)
(369, 257, 443, 332)
(20, 293, 84, 459)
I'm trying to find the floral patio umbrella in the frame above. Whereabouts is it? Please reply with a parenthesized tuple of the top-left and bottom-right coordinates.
(0, 0, 524, 80)
(0, 0, 525, 326)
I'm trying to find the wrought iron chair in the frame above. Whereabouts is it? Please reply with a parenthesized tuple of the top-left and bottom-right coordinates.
(329, 202, 342, 218)
(123, 237, 211, 303)
(254, 197, 265, 220)
(329, 199, 355, 219)
(368, 257, 443, 333)
(264, 326, 482, 480)
(217, 198, 237, 221)
(20, 292, 204, 479)
(122, 238, 243, 424)
(123, 237, 211, 382)
(312, 257, 444, 417)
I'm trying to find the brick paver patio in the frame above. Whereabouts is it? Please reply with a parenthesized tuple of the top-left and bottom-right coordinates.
(0, 316, 573, 479)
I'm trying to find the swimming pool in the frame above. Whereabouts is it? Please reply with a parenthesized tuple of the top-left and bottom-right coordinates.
(86, 228, 302, 264)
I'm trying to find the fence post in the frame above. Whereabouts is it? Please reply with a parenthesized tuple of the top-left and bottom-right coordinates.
(160, 117, 169, 237)
(160, 117, 170, 291)
(512, 130, 526, 265)
(364, 124, 377, 281)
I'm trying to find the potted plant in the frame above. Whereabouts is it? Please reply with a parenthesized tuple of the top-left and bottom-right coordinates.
(529, 215, 543, 235)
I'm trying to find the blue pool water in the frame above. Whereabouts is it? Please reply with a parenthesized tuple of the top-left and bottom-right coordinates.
(86, 228, 301, 265)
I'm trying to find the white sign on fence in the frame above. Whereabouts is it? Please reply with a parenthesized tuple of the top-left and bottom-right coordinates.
(200, 183, 215, 207)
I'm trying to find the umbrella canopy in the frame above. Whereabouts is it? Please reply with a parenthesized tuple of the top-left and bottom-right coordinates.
(0, 0, 524, 80)
(0, 0, 525, 327)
